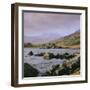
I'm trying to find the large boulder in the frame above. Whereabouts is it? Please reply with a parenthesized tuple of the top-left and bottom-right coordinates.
(24, 63, 39, 77)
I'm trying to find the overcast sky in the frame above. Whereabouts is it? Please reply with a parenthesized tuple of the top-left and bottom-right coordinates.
(24, 12, 80, 44)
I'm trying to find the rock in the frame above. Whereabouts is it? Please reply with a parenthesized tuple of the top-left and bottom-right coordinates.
(24, 63, 39, 77)
(28, 51, 33, 56)
(43, 52, 50, 60)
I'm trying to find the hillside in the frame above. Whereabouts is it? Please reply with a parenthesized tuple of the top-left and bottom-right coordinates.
(54, 30, 80, 48)
(24, 30, 80, 49)
(40, 30, 80, 49)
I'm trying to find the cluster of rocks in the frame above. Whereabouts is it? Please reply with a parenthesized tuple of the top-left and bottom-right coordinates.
(45, 57, 80, 76)
(28, 51, 75, 60)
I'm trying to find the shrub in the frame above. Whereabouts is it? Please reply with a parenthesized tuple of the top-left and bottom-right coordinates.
(24, 63, 39, 77)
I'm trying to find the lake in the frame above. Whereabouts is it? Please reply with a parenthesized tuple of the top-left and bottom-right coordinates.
(24, 48, 80, 76)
